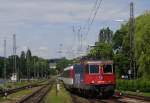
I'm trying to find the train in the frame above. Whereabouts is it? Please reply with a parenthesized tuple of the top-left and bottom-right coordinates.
(60, 60, 116, 98)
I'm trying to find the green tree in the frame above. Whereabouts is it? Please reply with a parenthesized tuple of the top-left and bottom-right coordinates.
(20, 51, 26, 78)
(135, 12, 150, 79)
(56, 57, 73, 72)
(112, 11, 150, 79)
(99, 27, 113, 43)
(26, 49, 32, 80)
(0, 57, 4, 78)
(88, 42, 113, 60)
(88, 27, 113, 60)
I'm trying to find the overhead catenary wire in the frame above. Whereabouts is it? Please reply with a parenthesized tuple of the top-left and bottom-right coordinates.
(81, 0, 100, 42)
(86, 0, 103, 37)
(83, 0, 99, 30)
(80, 0, 103, 57)
(82, 0, 103, 55)
(67, 0, 103, 58)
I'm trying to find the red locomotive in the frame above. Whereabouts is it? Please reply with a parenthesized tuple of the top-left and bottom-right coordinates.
(61, 60, 116, 98)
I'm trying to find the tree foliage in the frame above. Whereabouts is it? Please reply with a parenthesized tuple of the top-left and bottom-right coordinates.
(135, 12, 150, 79)
(99, 27, 113, 43)
(56, 57, 73, 72)
(88, 27, 113, 60)
(20, 51, 26, 78)
(0, 49, 50, 79)
(113, 11, 150, 79)
(88, 42, 113, 60)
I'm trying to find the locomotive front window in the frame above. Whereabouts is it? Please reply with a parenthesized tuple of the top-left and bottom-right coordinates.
(103, 64, 113, 73)
(89, 65, 99, 74)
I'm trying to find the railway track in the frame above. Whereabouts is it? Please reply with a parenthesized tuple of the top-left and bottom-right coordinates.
(94, 96, 126, 103)
(123, 93, 150, 101)
(71, 93, 150, 103)
(17, 83, 52, 103)
(94, 94, 150, 103)
(0, 80, 47, 97)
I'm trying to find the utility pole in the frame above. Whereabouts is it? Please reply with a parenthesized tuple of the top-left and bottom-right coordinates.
(34, 58, 36, 79)
(58, 44, 63, 58)
(129, 2, 136, 79)
(13, 34, 17, 82)
(4, 39, 7, 83)
(45, 63, 47, 78)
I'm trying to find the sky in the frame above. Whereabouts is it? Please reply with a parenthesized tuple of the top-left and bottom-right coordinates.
(0, 0, 149, 59)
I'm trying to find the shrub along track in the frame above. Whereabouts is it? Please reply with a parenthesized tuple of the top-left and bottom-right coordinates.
(17, 83, 53, 103)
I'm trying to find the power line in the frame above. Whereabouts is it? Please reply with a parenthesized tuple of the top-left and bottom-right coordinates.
(70, 0, 103, 58)
(81, 0, 103, 44)
(80, 0, 102, 54)
(83, 0, 103, 55)
(83, 0, 99, 30)
(86, 0, 103, 36)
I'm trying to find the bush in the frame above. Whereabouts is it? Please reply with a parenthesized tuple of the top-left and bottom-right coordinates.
(116, 79, 150, 92)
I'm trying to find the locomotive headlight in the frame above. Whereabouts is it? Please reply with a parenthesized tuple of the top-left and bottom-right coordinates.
(91, 80, 95, 83)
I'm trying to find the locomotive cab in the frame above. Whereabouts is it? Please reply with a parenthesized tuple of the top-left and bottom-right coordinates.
(84, 60, 116, 98)
(84, 60, 115, 85)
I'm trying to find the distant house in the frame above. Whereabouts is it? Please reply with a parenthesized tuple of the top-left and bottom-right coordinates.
(48, 59, 61, 69)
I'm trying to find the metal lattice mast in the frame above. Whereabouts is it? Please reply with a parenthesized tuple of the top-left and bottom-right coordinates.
(129, 2, 136, 79)
(13, 34, 17, 80)
(4, 39, 7, 82)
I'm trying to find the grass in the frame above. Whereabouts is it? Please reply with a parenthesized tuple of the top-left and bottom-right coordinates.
(44, 83, 72, 103)
(141, 92, 150, 97)
(0, 81, 30, 89)
(0, 80, 45, 90)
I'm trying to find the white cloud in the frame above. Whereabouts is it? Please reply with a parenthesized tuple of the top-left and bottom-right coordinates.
(28, 46, 50, 59)
(19, 46, 28, 52)
(0, 0, 130, 24)
(38, 46, 49, 52)
(0, 0, 149, 59)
